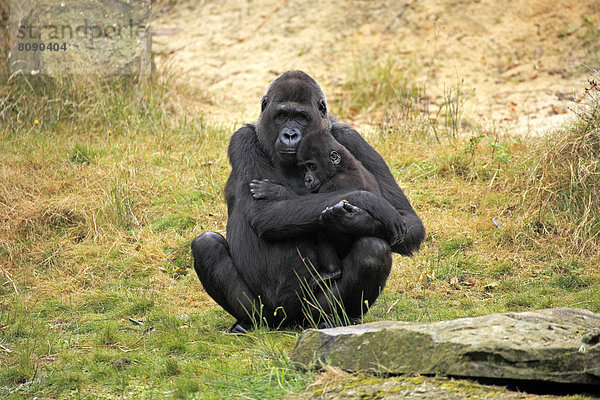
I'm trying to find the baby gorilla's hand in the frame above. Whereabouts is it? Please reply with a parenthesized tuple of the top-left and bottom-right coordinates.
(319, 200, 374, 231)
(320, 199, 407, 246)
(249, 179, 292, 200)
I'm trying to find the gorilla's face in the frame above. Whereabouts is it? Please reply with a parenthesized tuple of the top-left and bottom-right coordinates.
(299, 159, 323, 192)
(256, 71, 329, 165)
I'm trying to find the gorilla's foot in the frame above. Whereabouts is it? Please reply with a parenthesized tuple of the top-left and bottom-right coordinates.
(320, 270, 342, 281)
(309, 269, 342, 290)
(228, 321, 252, 335)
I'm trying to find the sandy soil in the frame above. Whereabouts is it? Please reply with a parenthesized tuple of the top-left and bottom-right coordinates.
(151, 0, 599, 135)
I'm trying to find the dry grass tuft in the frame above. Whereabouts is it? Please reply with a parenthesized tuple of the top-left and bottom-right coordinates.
(306, 366, 350, 392)
(330, 54, 420, 120)
(525, 77, 600, 254)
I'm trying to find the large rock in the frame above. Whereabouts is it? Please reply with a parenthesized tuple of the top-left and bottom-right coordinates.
(291, 308, 600, 385)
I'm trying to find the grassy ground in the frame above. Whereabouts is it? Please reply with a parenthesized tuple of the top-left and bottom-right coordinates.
(1, 26, 600, 400)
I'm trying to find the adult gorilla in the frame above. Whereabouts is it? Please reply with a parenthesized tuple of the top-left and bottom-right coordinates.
(191, 70, 425, 332)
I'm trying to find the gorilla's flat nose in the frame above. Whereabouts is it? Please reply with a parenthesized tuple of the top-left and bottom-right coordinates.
(280, 127, 301, 148)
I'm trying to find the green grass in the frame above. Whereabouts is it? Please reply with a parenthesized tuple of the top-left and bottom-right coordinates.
(1, 20, 600, 398)
(0, 294, 309, 398)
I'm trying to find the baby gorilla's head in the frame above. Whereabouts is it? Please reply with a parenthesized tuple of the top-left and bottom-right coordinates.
(297, 134, 342, 192)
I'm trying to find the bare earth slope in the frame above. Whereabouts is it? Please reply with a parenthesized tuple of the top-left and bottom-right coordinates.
(152, 0, 599, 132)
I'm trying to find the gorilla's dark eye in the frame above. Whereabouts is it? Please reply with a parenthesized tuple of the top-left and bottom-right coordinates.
(274, 112, 287, 124)
(317, 99, 327, 117)
(261, 96, 268, 112)
(306, 162, 317, 171)
(295, 114, 308, 124)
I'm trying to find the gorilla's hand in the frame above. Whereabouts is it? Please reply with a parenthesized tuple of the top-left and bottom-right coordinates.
(250, 179, 294, 200)
(320, 200, 406, 245)
(319, 200, 376, 232)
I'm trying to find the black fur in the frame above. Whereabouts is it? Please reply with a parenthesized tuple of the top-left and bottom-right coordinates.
(191, 70, 425, 330)
(295, 131, 382, 276)
(297, 132, 381, 195)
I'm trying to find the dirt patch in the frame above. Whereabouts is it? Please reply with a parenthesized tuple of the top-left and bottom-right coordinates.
(152, 0, 599, 135)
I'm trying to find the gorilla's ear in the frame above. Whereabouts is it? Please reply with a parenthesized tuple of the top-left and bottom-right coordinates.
(261, 96, 268, 112)
(318, 99, 327, 118)
(329, 150, 341, 165)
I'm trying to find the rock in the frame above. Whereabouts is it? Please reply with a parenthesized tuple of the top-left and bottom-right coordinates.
(10, 0, 151, 75)
(111, 357, 131, 369)
(288, 375, 576, 400)
(291, 308, 600, 386)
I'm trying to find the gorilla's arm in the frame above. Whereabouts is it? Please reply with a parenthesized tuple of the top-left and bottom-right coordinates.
(331, 123, 425, 256)
(228, 125, 405, 243)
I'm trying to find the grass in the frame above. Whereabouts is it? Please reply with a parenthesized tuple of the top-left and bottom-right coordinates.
(573, 15, 600, 73)
(523, 79, 600, 253)
(1, 16, 600, 398)
(330, 53, 420, 121)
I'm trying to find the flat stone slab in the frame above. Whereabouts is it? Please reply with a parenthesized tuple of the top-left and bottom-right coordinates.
(288, 374, 584, 400)
(291, 308, 600, 385)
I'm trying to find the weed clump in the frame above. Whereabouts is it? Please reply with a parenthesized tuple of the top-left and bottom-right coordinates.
(526, 78, 600, 253)
(162, 359, 181, 377)
(332, 55, 419, 119)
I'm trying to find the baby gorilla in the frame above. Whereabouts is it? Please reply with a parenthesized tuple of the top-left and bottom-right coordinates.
(297, 133, 381, 279)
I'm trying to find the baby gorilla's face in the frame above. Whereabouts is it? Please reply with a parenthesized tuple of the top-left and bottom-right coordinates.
(300, 159, 322, 192)
(299, 149, 342, 192)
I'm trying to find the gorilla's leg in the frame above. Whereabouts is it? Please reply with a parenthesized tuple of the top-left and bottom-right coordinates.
(341, 236, 392, 319)
(191, 232, 265, 331)
(312, 236, 392, 324)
